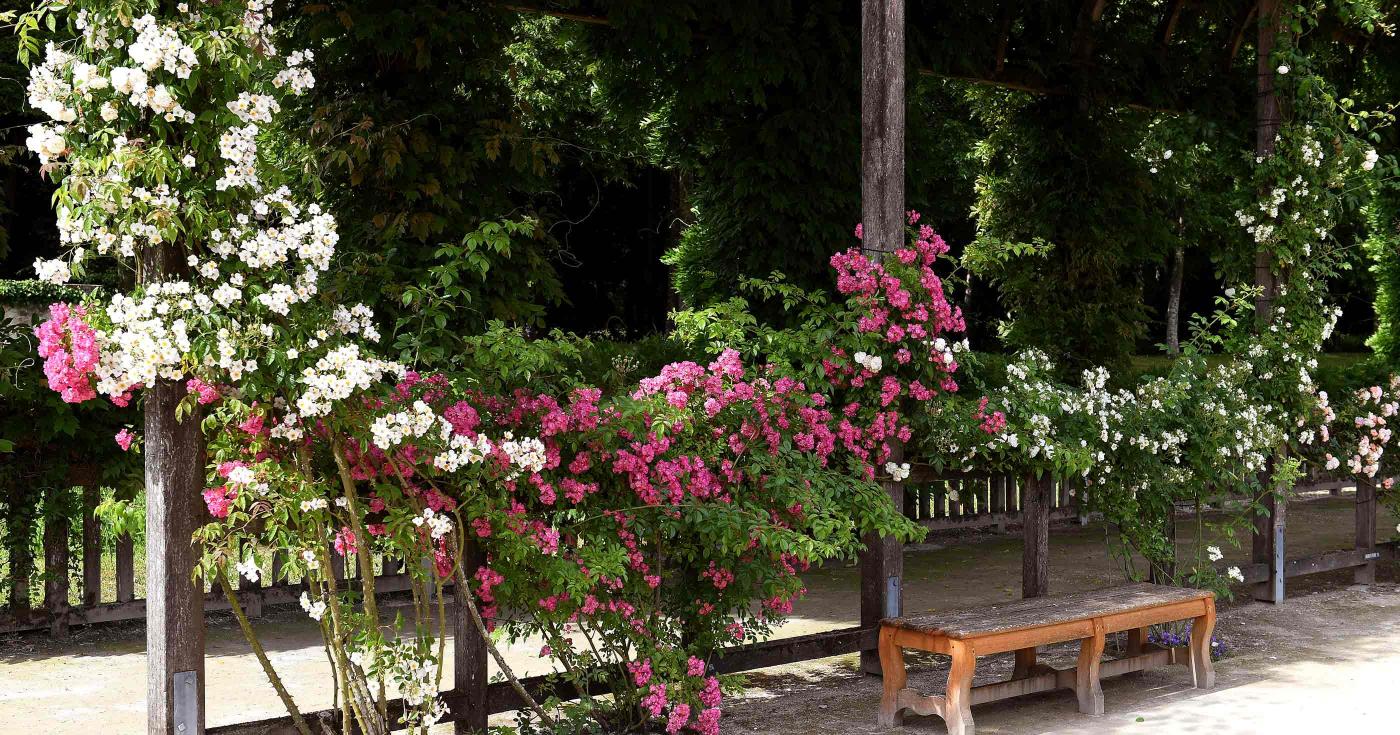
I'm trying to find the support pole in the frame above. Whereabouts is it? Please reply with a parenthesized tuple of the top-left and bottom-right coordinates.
(43, 489, 71, 639)
(857, 0, 906, 677)
(144, 244, 207, 734)
(1355, 475, 1377, 585)
(82, 483, 102, 607)
(1250, 0, 1286, 605)
(453, 541, 489, 733)
(1022, 474, 1050, 598)
(1013, 473, 1051, 679)
(115, 484, 136, 603)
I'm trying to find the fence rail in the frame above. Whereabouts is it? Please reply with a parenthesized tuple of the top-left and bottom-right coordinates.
(0, 470, 1381, 636)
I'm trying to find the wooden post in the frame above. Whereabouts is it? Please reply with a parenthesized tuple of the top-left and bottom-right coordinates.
(1013, 473, 1051, 679)
(43, 490, 71, 639)
(1022, 474, 1050, 598)
(115, 484, 136, 603)
(857, 0, 906, 677)
(144, 369, 206, 733)
(1250, 0, 1286, 605)
(453, 541, 488, 733)
(82, 483, 102, 607)
(1355, 475, 1377, 585)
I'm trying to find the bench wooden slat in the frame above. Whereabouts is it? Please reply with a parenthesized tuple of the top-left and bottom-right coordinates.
(883, 582, 1210, 639)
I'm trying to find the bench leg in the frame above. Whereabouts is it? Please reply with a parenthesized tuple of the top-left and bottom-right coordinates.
(1190, 606, 1217, 689)
(1012, 647, 1036, 679)
(1076, 630, 1105, 715)
(945, 639, 976, 735)
(877, 628, 907, 727)
(1126, 627, 1149, 656)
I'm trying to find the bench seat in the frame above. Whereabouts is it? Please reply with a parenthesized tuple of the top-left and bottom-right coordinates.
(877, 583, 1216, 734)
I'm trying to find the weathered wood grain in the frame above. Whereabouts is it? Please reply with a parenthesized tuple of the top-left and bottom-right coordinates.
(144, 373, 206, 735)
(877, 584, 1215, 733)
(856, 0, 906, 675)
(1022, 474, 1050, 599)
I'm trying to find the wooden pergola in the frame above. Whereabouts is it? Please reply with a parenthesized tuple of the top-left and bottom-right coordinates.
(132, 1, 1392, 732)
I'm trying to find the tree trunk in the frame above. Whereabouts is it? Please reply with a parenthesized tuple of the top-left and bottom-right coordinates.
(1165, 244, 1184, 354)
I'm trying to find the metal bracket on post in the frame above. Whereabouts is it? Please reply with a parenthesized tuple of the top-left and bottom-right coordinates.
(885, 575, 901, 619)
(1270, 520, 1285, 604)
(174, 670, 200, 734)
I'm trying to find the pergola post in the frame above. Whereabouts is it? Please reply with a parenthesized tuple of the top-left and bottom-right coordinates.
(144, 245, 207, 734)
(453, 541, 489, 733)
(1021, 474, 1050, 599)
(857, 0, 906, 677)
(1355, 474, 1377, 585)
(1250, 0, 1287, 606)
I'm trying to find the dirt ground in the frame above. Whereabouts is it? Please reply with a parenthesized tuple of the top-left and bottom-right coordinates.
(1, 495, 1397, 734)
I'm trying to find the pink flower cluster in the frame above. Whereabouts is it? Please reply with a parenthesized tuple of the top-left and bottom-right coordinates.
(34, 303, 99, 403)
(186, 377, 220, 405)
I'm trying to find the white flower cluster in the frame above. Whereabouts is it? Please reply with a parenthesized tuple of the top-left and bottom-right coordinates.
(852, 351, 883, 373)
(129, 14, 198, 78)
(433, 432, 493, 472)
(32, 255, 72, 284)
(412, 507, 453, 540)
(371, 400, 443, 450)
(501, 433, 548, 476)
(227, 92, 280, 123)
(297, 345, 403, 418)
(217, 124, 261, 190)
(299, 591, 327, 621)
(333, 304, 380, 342)
(236, 557, 261, 583)
(1363, 149, 1379, 171)
(272, 50, 316, 95)
(95, 284, 196, 396)
(884, 462, 911, 482)
(27, 43, 79, 122)
(349, 640, 447, 727)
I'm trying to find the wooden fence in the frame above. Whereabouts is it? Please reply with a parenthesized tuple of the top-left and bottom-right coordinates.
(0, 470, 1379, 638)
(2, 466, 1393, 734)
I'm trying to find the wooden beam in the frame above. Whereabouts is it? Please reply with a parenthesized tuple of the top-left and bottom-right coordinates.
(993, 2, 1016, 73)
(857, 0, 907, 677)
(1071, 0, 1111, 65)
(453, 543, 488, 734)
(1156, 0, 1187, 52)
(143, 240, 207, 735)
(210, 626, 880, 734)
(1250, 0, 1283, 606)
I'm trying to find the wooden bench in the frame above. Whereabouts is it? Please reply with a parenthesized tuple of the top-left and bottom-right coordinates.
(877, 583, 1215, 734)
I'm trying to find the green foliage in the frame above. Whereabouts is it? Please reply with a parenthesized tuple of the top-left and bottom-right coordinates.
(282, 1, 570, 347)
(965, 91, 1181, 370)
(571, 2, 979, 308)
